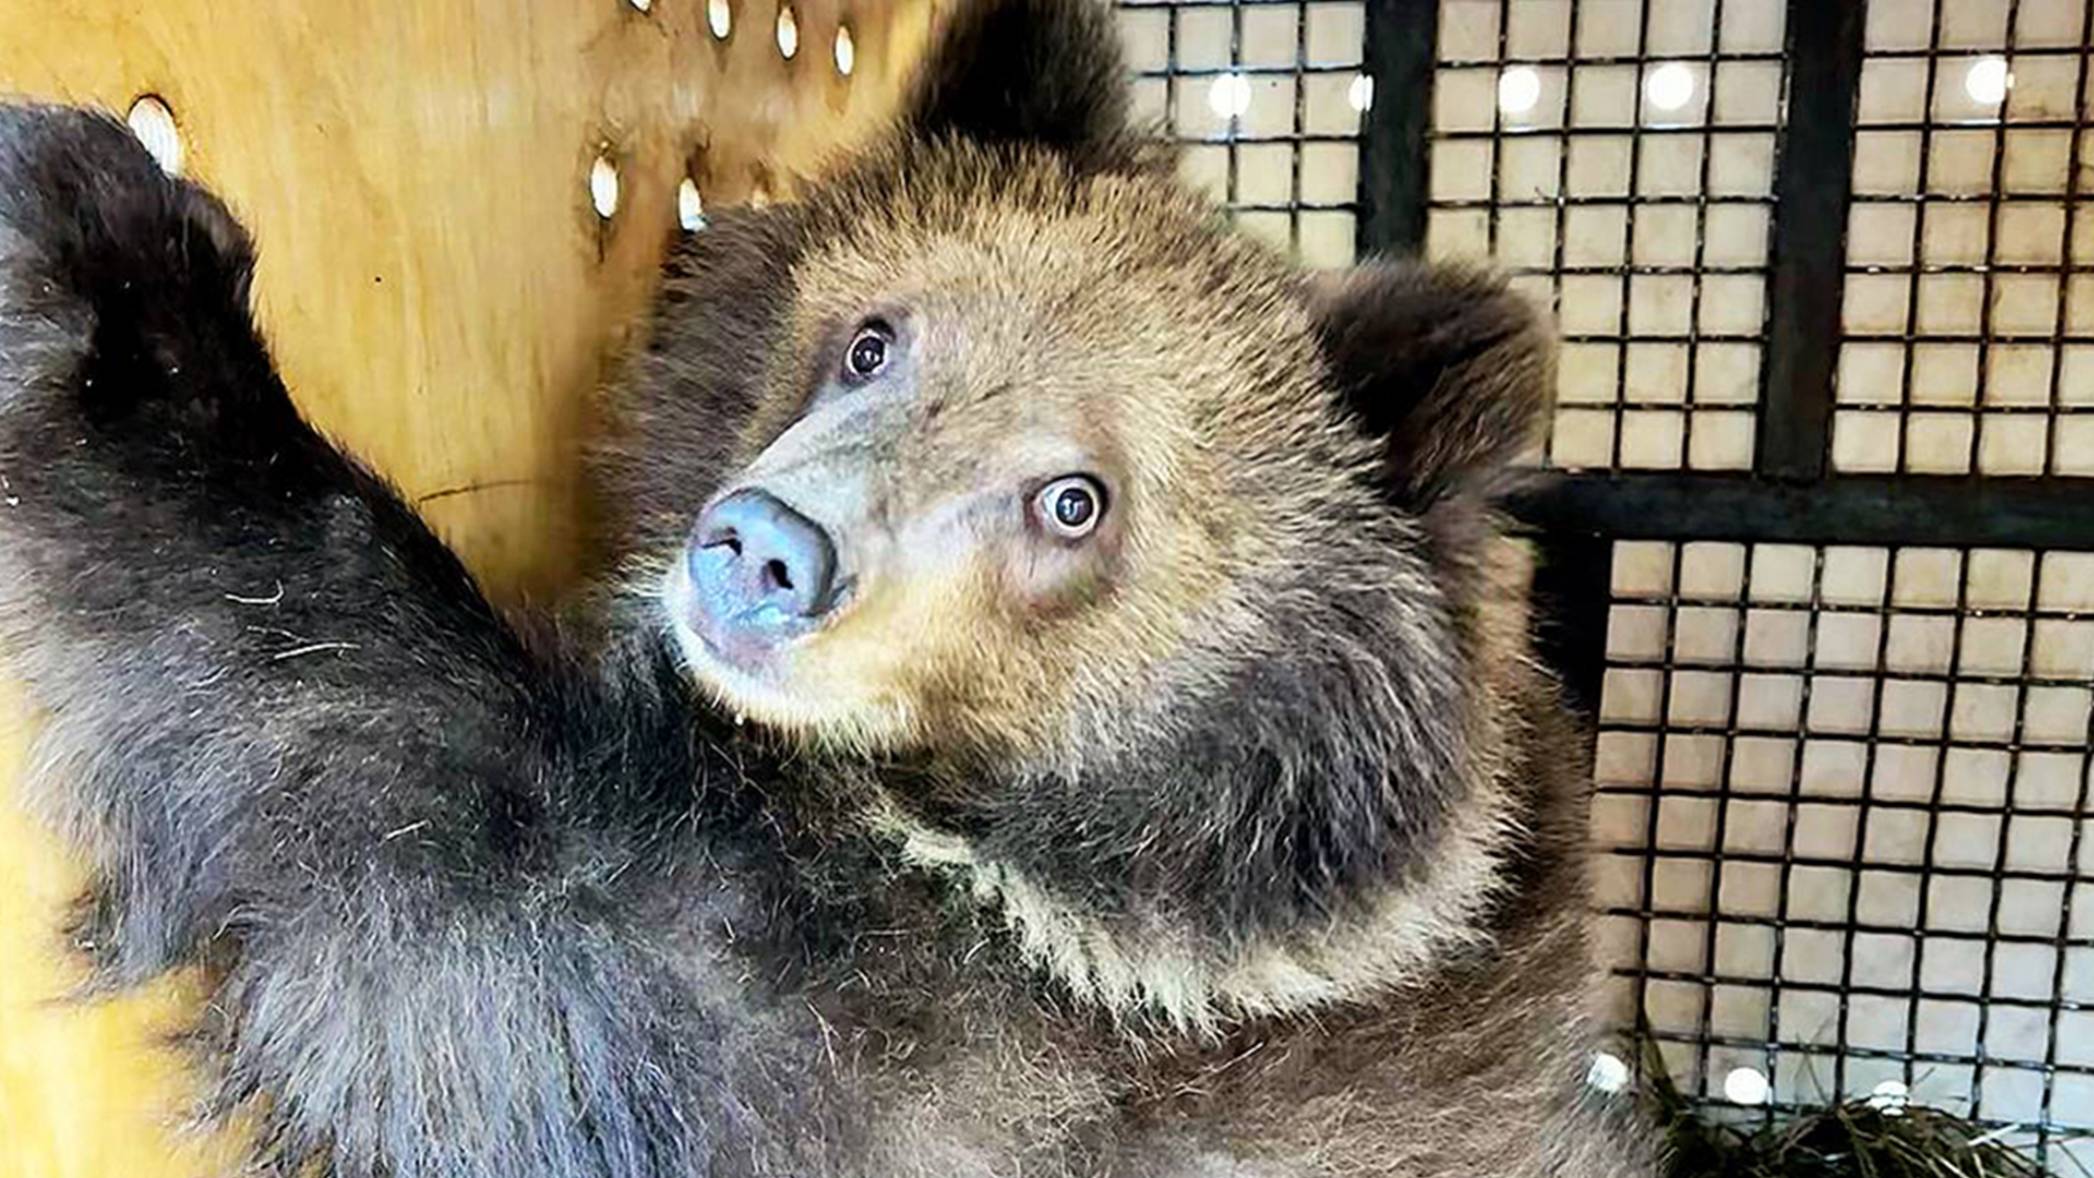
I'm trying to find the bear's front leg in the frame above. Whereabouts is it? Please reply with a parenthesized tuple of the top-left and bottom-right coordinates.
(0, 104, 786, 1178)
(0, 101, 519, 977)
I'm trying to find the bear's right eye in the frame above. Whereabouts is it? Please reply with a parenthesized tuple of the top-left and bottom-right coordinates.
(844, 322, 892, 382)
(1035, 475, 1106, 541)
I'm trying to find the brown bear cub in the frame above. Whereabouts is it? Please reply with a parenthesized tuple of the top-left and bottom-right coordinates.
(0, 0, 1656, 1174)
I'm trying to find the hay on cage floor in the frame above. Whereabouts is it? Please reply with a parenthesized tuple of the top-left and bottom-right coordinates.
(1638, 1042, 2072, 1178)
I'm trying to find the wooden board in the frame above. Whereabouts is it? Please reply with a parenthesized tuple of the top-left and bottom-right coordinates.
(0, 2, 930, 1172)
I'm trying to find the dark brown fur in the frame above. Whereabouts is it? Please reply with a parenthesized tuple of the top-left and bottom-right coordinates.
(0, 0, 1658, 1173)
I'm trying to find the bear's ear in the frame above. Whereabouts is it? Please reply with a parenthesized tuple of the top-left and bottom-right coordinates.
(902, 0, 1132, 160)
(1307, 262, 1553, 508)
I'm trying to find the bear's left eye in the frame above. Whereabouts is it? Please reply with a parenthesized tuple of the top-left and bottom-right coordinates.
(1035, 475, 1105, 540)
(843, 322, 892, 382)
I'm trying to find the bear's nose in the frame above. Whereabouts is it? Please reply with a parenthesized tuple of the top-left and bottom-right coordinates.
(689, 489, 840, 625)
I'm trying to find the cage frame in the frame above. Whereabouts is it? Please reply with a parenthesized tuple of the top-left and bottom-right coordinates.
(1349, 0, 2094, 1164)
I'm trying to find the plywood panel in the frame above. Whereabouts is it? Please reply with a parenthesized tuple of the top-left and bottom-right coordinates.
(0, 2, 931, 1173)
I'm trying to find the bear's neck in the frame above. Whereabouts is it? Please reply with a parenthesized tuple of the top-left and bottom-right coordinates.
(874, 554, 1536, 1031)
(880, 774, 1515, 1032)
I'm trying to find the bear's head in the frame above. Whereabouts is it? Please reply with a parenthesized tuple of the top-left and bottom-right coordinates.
(607, 0, 1555, 1026)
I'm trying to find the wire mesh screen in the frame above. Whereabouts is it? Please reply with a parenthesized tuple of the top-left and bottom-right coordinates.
(1114, 0, 2094, 1169)
(1593, 540, 2094, 1166)
(1425, 0, 1787, 472)
(1117, 0, 1367, 265)
(1836, 0, 2094, 477)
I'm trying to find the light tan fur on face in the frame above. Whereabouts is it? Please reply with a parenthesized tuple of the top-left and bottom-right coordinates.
(685, 154, 1396, 769)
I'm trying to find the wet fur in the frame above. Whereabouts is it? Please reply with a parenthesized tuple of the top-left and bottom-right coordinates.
(0, 1, 1657, 1174)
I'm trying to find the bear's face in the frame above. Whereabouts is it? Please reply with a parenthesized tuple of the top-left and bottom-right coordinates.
(615, 0, 1556, 1008)
(664, 161, 1397, 760)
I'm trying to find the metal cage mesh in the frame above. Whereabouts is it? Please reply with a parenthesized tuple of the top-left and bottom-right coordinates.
(1117, 0, 1368, 265)
(1425, 0, 1787, 472)
(1836, 0, 2094, 477)
(1594, 541, 2094, 1165)
(1113, 0, 2094, 1169)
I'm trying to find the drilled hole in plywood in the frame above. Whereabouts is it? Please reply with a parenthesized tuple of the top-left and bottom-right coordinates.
(589, 154, 621, 219)
(834, 25, 856, 77)
(677, 177, 708, 231)
(126, 95, 182, 175)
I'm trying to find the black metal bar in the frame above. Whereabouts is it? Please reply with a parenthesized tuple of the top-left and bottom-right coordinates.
(1355, 0, 1437, 257)
(1753, 0, 1865, 481)
(1508, 472, 2094, 549)
(1526, 532, 1614, 724)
